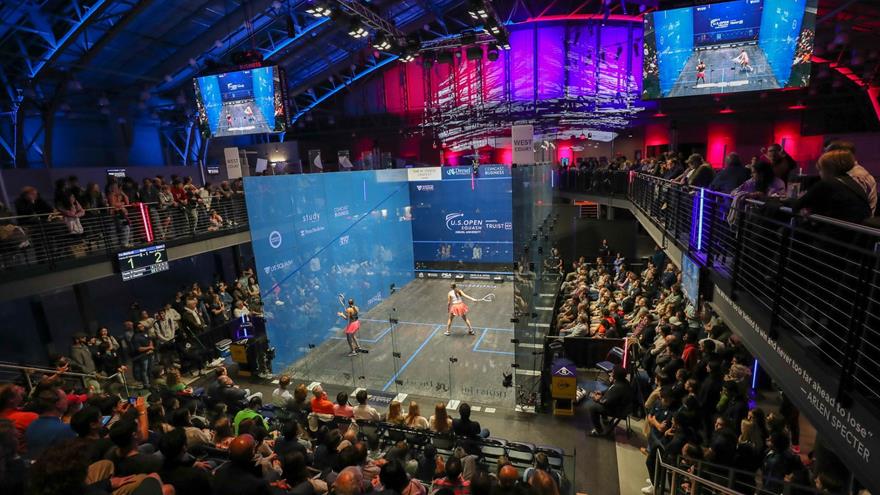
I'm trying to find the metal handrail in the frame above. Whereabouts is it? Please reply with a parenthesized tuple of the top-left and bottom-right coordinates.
(0, 360, 129, 396)
(654, 456, 745, 495)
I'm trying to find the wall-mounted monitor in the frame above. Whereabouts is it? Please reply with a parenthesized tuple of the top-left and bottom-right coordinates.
(193, 65, 288, 137)
(642, 0, 817, 99)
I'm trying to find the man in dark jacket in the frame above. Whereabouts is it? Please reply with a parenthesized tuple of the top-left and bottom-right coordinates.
(213, 434, 272, 495)
(586, 366, 633, 436)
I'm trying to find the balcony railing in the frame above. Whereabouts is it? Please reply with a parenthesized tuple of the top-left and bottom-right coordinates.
(0, 195, 249, 274)
(626, 172, 880, 413)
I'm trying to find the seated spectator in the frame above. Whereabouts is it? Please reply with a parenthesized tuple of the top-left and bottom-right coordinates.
(334, 391, 354, 418)
(106, 418, 163, 475)
(585, 367, 633, 436)
(334, 466, 365, 495)
(528, 469, 560, 495)
(452, 403, 488, 439)
(272, 375, 294, 407)
(385, 401, 405, 425)
(379, 458, 425, 495)
(157, 427, 214, 493)
(276, 450, 326, 495)
(70, 406, 114, 464)
(24, 386, 76, 459)
(431, 456, 469, 495)
(522, 452, 562, 489)
(213, 434, 273, 495)
(27, 438, 168, 495)
(429, 403, 452, 434)
(0, 384, 38, 454)
(404, 401, 429, 430)
(234, 396, 269, 435)
(310, 386, 335, 416)
(213, 417, 235, 449)
(170, 407, 212, 448)
(352, 390, 380, 422)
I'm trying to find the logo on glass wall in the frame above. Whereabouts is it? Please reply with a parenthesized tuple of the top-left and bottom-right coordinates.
(269, 230, 282, 248)
(416, 185, 434, 192)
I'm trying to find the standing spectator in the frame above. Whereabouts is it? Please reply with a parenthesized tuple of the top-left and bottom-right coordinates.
(181, 296, 208, 336)
(156, 183, 175, 240)
(131, 322, 155, 388)
(825, 140, 877, 215)
(709, 152, 750, 193)
(789, 149, 871, 223)
(681, 153, 715, 187)
(106, 183, 132, 247)
(766, 143, 797, 184)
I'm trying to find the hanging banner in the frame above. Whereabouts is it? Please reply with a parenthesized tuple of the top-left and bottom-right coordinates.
(338, 150, 354, 170)
(511, 125, 534, 165)
(308, 149, 323, 172)
(224, 147, 242, 179)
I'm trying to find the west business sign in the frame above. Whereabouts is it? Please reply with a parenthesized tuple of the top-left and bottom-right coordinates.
(511, 125, 534, 165)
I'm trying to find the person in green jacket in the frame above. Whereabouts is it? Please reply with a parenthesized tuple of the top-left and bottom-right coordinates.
(233, 395, 269, 435)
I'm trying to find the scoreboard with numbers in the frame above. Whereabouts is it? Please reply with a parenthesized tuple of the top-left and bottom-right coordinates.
(117, 244, 169, 281)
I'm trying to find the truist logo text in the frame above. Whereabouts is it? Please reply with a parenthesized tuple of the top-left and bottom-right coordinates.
(445, 168, 472, 177)
(416, 185, 434, 192)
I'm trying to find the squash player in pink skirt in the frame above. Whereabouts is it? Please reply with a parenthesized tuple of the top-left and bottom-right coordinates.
(446, 283, 477, 336)
(338, 299, 363, 356)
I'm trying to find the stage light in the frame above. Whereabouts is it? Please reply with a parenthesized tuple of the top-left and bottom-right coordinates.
(372, 33, 392, 50)
(438, 51, 454, 64)
(500, 41, 511, 50)
(466, 46, 483, 61)
(305, 1, 331, 18)
(487, 45, 499, 61)
(347, 19, 368, 39)
(467, 0, 487, 20)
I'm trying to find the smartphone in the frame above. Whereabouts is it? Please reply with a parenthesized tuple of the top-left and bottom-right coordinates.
(128, 397, 137, 405)
(101, 416, 112, 426)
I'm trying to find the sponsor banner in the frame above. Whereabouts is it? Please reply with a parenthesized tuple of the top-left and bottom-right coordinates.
(511, 125, 534, 165)
(365, 390, 397, 409)
(407, 167, 442, 182)
(443, 166, 474, 179)
(480, 165, 510, 178)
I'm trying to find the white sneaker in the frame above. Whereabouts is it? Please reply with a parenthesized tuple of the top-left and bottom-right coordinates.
(641, 485, 654, 495)
(444, 330, 451, 336)
(646, 479, 651, 485)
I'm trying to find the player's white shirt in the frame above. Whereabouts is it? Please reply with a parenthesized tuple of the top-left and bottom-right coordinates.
(449, 290, 463, 304)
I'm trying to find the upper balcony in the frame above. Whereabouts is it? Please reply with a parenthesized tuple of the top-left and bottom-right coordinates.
(0, 195, 251, 300)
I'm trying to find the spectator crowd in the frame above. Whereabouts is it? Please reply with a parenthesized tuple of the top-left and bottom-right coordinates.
(1, 173, 246, 268)
(555, 240, 848, 494)
(0, 365, 570, 495)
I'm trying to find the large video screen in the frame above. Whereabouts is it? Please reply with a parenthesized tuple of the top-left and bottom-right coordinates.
(409, 165, 513, 274)
(244, 170, 415, 368)
(643, 0, 816, 99)
(194, 66, 288, 137)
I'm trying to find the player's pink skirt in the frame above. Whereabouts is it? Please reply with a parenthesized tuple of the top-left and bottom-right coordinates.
(345, 320, 361, 334)
(450, 302, 469, 316)
(697, 71, 705, 79)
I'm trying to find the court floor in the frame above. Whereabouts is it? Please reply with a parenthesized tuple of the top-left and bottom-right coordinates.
(283, 278, 517, 407)
(668, 45, 780, 97)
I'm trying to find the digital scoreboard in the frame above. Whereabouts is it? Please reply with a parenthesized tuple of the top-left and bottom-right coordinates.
(117, 244, 169, 281)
